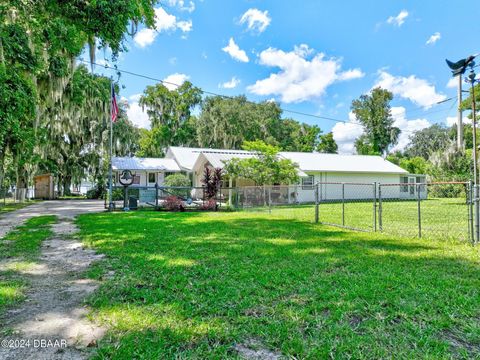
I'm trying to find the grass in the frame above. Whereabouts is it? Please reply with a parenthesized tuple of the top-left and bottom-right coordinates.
(77, 209, 480, 359)
(0, 216, 56, 316)
(0, 200, 38, 216)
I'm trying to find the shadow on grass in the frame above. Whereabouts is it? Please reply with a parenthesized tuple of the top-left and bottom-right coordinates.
(77, 211, 480, 359)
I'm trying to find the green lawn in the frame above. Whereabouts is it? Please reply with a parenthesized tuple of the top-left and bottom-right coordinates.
(77, 210, 480, 359)
(0, 216, 56, 316)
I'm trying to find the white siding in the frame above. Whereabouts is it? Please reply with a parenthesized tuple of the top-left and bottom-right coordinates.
(296, 172, 402, 202)
(114, 171, 167, 187)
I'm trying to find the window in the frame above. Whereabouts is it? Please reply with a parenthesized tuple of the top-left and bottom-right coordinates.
(148, 173, 156, 183)
(133, 175, 140, 185)
(302, 175, 314, 190)
(400, 177, 408, 193)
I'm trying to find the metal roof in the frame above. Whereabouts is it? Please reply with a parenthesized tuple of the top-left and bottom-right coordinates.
(112, 157, 180, 171)
(192, 152, 309, 177)
(278, 152, 408, 174)
(166, 146, 252, 171)
(166, 146, 407, 175)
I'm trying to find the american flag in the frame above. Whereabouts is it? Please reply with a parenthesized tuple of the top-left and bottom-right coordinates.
(111, 83, 119, 122)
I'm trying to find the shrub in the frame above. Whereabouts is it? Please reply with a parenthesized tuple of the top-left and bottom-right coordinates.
(164, 173, 191, 187)
(201, 199, 217, 211)
(164, 195, 185, 211)
(86, 187, 105, 199)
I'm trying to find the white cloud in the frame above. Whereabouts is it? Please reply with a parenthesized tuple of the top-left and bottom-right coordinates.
(239, 8, 271, 33)
(390, 107, 430, 151)
(332, 112, 364, 154)
(387, 10, 409, 27)
(219, 76, 241, 89)
(247, 45, 364, 103)
(374, 71, 446, 109)
(332, 108, 431, 154)
(167, 0, 195, 12)
(426, 32, 441, 45)
(133, 7, 192, 48)
(163, 73, 189, 90)
(177, 20, 192, 32)
(126, 94, 150, 129)
(134, 29, 157, 48)
(446, 116, 471, 127)
(446, 77, 458, 88)
(222, 38, 249, 62)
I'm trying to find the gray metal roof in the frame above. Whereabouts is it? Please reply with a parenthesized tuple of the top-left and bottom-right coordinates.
(166, 146, 252, 171)
(278, 152, 408, 174)
(192, 152, 309, 177)
(165, 146, 408, 174)
(112, 157, 180, 171)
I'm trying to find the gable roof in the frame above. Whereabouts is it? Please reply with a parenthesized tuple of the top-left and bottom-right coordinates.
(166, 146, 252, 171)
(112, 157, 180, 172)
(278, 152, 408, 174)
(166, 146, 408, 175)
(190, 152, 308, 178)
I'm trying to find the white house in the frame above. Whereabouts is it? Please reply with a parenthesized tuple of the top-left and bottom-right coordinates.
(278, 152, 426, 202)
(112, 157, 181, 187)
(113, 147, 426, 203)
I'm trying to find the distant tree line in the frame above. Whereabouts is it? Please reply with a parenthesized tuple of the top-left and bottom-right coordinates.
(136, 81, 338, 157)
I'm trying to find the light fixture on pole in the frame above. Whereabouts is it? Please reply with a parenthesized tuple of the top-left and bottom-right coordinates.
(446, 54, 478, 151)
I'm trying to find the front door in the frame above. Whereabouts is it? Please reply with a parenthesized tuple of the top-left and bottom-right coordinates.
(148, 172, 156, 186)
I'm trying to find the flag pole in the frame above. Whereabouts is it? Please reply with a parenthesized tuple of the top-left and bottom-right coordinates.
(108, 80, 114, 211)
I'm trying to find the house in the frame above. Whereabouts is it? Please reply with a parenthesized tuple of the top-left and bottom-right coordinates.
(278, 152, 426, 202)
(112, 157, 181, 187)
(113, 146, 426, 204)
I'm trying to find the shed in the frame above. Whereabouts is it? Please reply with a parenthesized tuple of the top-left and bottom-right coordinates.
(34, 174, 55, 199)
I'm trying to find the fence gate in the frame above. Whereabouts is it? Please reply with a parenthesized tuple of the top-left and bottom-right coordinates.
(314, 181, 474, 243)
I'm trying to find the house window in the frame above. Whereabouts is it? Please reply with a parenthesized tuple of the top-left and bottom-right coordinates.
(302, 175, 314, 190)
(400, 177, 408, 193)
(133, 175, 140, 185)
(148, 173, 156, 183)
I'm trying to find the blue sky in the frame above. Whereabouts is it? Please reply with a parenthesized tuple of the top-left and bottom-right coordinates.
(91, 0, 480, 153)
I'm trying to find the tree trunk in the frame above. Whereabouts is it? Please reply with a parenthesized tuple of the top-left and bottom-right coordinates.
(63, 176, 72, 196)
(15, 168, 28, 202)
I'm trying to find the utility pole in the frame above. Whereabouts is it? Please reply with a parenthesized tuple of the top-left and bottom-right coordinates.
(457, 74, 464, 150)
(446, 54, 479, 243)
(467, 66, 479, 243)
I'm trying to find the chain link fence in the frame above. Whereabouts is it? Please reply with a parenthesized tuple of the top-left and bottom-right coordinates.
(108, 185, 239, 211)
(234, 182, 474, 243)
(106, 181, 476, 243)
(316, 181, 473, 242)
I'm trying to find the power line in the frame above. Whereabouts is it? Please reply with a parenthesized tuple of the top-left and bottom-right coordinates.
(79, 59, 456, 129)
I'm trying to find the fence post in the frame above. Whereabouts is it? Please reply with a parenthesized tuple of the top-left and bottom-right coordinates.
(468, 181, 473, 243)
(473, 184, 480, 244)
(342, 183, 345, 226)
(373, 182, 377, 232)
(417, 183, 422, 238)
(378, 183, 383, 231)
(268, 186, 272, 213)
(315, 183, 319, 223)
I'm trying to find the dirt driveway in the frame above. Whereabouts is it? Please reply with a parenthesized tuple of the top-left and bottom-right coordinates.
(0, 200, 106, 360)
(0, 200, 105, 239)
